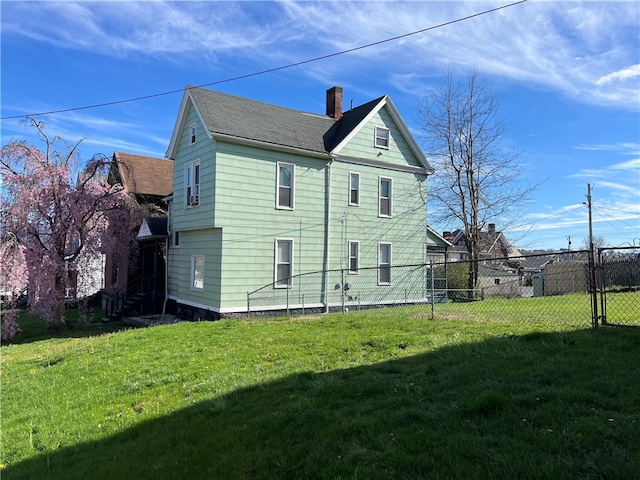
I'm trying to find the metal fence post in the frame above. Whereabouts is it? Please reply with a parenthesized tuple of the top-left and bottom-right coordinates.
(341, 269, 345, 313)
(247, 292, 250, 319)
(430, 258, 435, 320)
(597, 248, 607, 326)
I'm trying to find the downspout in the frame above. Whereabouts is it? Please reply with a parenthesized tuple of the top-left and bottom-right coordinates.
(324, 158, 334, 313)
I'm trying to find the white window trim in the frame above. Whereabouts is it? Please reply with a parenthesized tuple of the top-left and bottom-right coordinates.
(274, 238, 294, 288)
(185, 160, 200, 208)
(374, 126, 390, 149)
(276, 162, 295, 210)
(348, 172, 360, 206)
(190, 123, 197, 145)
(378, 242, 392, 286)
(191, 255, 205, 291)
(348, 241, 359, 275)
(378, 176, 392, 218)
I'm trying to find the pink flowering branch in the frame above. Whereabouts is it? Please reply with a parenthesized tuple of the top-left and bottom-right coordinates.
(1, 118, 138, 328)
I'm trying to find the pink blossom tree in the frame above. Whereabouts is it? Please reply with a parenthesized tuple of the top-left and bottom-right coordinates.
(0, 118, 137, 330)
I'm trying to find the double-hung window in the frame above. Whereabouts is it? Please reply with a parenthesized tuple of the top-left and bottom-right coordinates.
(190, 123, 197, 145)
(379, 177, 392, 217)
(191, 255, 205, 290)
(375, 126, 390, 148)
(185, 160, 200, 207)
(277, 162, 295, 209)
(275, 239, 293, 288)
(349, 172, 360, 206)
(348, 241, 359, 274)
(378, 243, 392, 285)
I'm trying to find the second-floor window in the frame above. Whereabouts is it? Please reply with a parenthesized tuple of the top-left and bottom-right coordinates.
(375, 126, 390, 148)
(379, 177, 392, 217)
(349, 172, 360, 206)
(186, 160, 200, 207)
(277, 162, 295, 209)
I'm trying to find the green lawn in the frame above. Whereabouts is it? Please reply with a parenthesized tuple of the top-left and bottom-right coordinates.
(2, 299, 640, 479)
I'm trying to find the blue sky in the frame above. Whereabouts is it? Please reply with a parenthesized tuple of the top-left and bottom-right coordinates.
(2, 0, 639, 251)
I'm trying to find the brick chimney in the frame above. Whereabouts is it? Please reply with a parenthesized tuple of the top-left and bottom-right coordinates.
(488, 223, 496, 234)
(326, 86, 343, 120)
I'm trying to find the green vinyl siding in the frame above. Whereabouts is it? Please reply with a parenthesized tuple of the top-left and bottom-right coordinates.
(212, 141, 329, 309)
(338, 108, 422, 169)
(167, 228, 222, 308)
(328, 160, 427, 272)
(167, 93, 430, 314)
(171, 103, 216, 232)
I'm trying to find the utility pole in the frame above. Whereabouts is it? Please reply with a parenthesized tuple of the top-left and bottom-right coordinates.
(586, 184, 598, 327)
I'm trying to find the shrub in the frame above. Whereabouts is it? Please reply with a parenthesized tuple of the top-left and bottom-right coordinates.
(1, 310, 22, 342)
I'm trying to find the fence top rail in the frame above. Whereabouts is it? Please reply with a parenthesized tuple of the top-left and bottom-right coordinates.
(599, 246, 640, 253)
(248, 251, 592, 297)
(247, 262, 439, 296)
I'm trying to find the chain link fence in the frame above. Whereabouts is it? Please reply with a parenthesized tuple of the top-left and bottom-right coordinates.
(246, 250, 633, 329)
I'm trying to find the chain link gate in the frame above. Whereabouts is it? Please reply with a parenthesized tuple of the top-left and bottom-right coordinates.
(596, 246, 640, 327)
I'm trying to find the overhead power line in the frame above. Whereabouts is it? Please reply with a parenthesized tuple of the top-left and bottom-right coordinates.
(1, 0, 527, 121)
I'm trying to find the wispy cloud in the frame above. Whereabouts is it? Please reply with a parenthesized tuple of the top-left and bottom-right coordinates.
(596, 64, 640, 86)
(574, 143, 640, 155)
(570, 157, 640, 179)
(3, 1, 638, 109)
(0, 101, 170, 159)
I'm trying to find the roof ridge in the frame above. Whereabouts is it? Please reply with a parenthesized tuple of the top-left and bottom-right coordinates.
(189, 85, 326, 118)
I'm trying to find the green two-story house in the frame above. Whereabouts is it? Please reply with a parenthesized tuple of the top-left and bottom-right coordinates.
(164, 85, 433, 318)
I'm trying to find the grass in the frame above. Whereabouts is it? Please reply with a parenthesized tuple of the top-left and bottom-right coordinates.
(2, 307, 129, 344)
(2, 297, 640, 479)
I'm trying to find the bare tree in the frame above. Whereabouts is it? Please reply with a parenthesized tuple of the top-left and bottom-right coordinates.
(417, 69, 536, 294)
(582, 235, 607, 251)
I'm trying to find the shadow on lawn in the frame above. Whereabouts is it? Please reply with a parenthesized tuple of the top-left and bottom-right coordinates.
(6, 312, 133, 345)
(5, 328, 640, 480)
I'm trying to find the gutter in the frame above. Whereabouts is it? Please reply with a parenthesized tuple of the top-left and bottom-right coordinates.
(212, 133, 333, 160)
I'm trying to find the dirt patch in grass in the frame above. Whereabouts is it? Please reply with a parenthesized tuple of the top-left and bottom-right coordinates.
(124, 314, 182, 327)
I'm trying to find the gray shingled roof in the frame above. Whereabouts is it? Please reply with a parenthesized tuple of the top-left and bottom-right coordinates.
(323, 96, 385, 151)
(189, 86, 338, 155)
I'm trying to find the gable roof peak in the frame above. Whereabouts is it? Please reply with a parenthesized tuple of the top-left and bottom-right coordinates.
(166, 85, 432, 174)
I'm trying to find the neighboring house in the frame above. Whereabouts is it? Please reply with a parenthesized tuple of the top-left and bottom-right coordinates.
(69, 170, 109, 301)
(426, 226, 452, 265)
(443, 224, 522, 263)
(441, 225, 531, 296)
(164, 85, 434, 318)
(516, 254, 556, 279)
(477, 264, 524, 298)
(103, 152, 173, 316)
